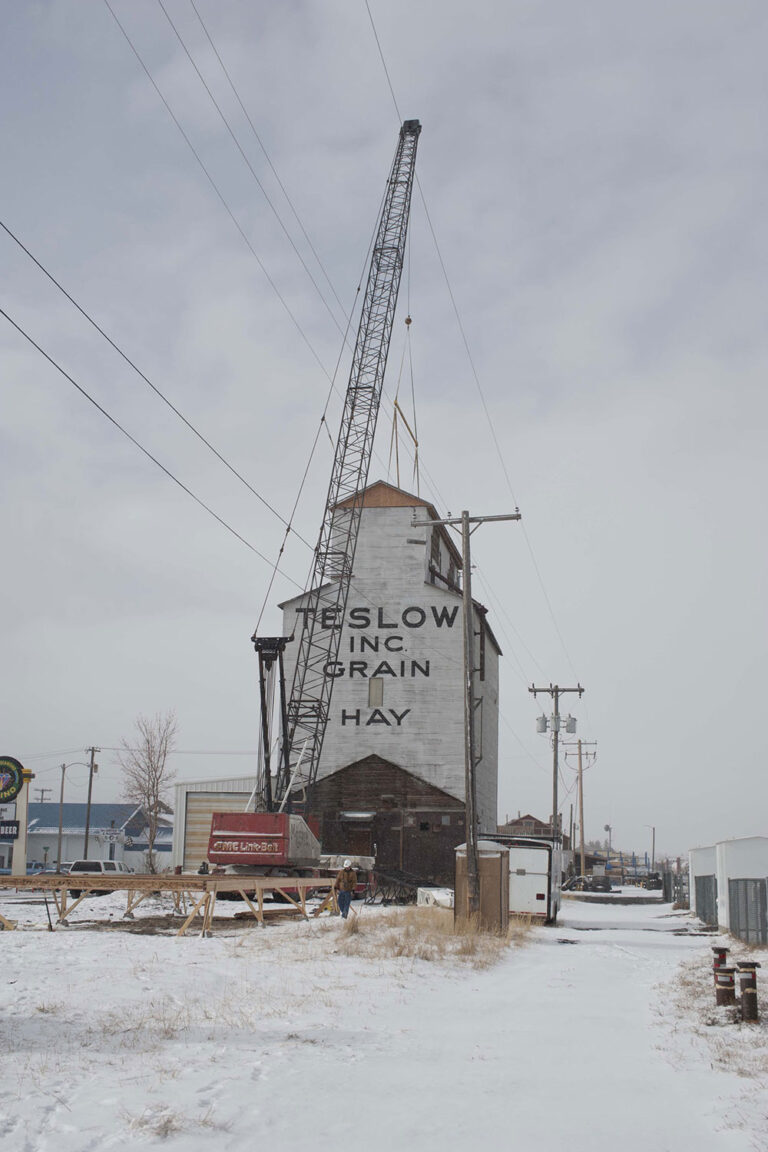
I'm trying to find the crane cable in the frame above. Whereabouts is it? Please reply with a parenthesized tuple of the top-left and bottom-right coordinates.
(251, 186, 389, 633)
(103, 0, 336, 386)
(156, 0, 437, 537)
(155, 0, 349, 340)
(105, 0, 437, 623)
(187, 0, 348, 323)
(109, 0, 452, 584)
(364, 0, 583, 689)
(387, 328, 409, 487)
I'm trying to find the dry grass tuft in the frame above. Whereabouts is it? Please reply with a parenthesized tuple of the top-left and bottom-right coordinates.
(125, 1107, 188, 1138)
(508, 914, 533, 945)
(123, 1104, 231, 1138)
(331, 905, 530, 969)
(35, 1001, 62, 1015)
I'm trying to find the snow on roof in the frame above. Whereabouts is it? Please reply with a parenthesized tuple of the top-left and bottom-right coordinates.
(26, 802, 143, 835)
(455, 839, 511, 854)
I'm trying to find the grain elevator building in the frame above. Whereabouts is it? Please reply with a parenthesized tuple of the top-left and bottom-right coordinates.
(280, 481, 501, 884)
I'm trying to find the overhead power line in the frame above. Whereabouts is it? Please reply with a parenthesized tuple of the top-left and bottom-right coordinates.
(101, 746, 259, 755)
(167, 1, 447, 518)
(105, 0, 412, 614)
(0, 219, 314, 551)
(108, 0, 451, 579)
(0, 305, 305, 592)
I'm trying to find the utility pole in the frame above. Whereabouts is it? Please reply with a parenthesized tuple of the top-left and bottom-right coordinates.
(566, 738, 596, 876)
(645, 824, 656, 871)
(83, 746, 100, 858)
(34, 788, 52, 804)
(413, 508, 521, 916)
(578, 740, 585, 876)
(57, 764, 66, 870)
(530, 683, 584, 844)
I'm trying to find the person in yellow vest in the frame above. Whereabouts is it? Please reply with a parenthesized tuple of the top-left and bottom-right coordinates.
(334, 859, 357, 919)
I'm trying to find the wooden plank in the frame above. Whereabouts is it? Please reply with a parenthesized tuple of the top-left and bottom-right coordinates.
(313, 889, 339, 916)
(59, 892, 90, 920)
(0, 874, 336, 938)
(176, 891, 209, 937)
(237, 890, 263, 924)
(0, 875, 335, 894)
(203, 889, 218, 936)
(125, 890, 155, 917)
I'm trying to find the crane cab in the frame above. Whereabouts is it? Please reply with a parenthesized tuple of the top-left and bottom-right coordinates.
(207, 812, 321, 870)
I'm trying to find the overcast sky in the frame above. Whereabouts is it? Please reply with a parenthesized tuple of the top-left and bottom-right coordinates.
(2, 0, 766, 859)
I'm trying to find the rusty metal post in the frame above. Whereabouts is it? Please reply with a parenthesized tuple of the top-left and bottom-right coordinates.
(715, 966, 736, 1007)
(736, 961, 761, 1023)
(712, 945, 730, 983)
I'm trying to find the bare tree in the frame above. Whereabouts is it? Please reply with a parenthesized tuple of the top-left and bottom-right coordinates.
(119, 711, 177, 873)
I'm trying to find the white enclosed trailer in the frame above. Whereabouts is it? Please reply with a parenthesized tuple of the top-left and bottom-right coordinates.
(493, 835, 561, 923)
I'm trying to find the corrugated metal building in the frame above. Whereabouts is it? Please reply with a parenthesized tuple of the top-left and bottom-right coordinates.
(688, 837, 768, 941)
(173, 481, 502, 884)
(714, 836, 768, 943)
(172, 776, 258, 872)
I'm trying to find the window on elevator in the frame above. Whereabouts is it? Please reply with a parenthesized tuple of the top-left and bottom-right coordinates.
(368, 677, 384, 707)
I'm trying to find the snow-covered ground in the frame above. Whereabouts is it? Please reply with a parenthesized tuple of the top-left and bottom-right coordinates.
(564, 884, 665, 901)
(1, 889, 766, 1151)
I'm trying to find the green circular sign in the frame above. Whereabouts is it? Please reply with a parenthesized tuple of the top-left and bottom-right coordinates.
(0, 757, 25, 804)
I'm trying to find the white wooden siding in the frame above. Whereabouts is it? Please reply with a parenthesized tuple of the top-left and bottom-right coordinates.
(282, 503, 499, 830)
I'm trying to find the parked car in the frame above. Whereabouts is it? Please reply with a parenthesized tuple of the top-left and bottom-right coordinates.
(563, 875, 587, 891)
(68, 859, 133, 897)
(563, 874, 613, 893)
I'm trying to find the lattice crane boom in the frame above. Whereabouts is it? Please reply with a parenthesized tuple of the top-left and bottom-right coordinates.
(257, 119, 422, 811)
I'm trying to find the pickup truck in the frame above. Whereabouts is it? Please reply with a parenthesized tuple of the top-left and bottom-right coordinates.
(68, 859, 133, 897)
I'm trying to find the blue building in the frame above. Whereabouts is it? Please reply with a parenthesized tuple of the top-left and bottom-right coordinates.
(0, 803, 173, 871)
